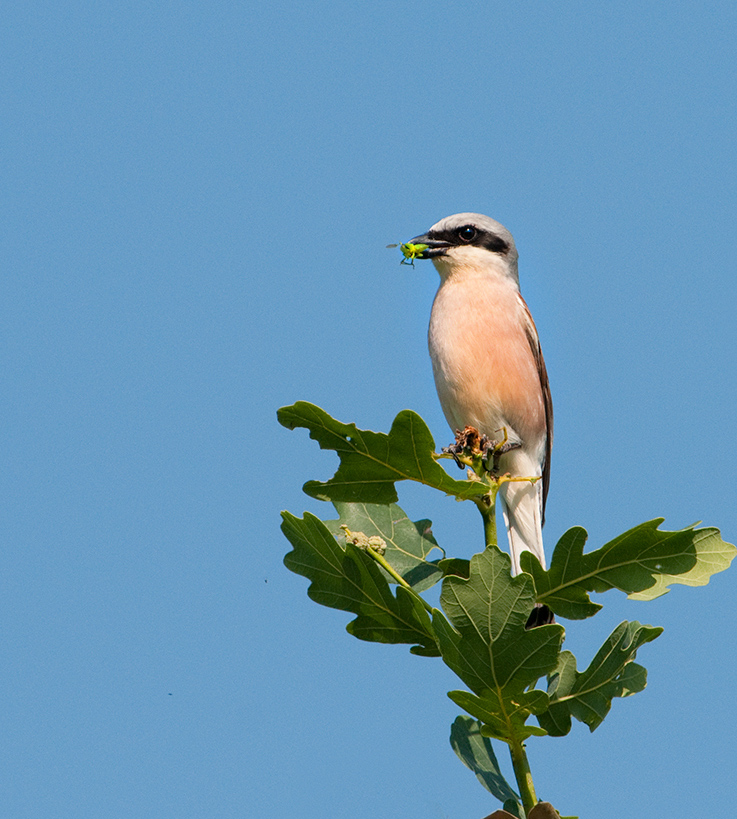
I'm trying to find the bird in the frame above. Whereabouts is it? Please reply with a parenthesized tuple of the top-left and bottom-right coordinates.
(406, 213, 552, 576)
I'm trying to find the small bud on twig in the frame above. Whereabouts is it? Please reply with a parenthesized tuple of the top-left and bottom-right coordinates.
(340, 525, 387, 555)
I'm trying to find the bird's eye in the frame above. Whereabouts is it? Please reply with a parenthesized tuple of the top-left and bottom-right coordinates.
(457, 225, 477, 242)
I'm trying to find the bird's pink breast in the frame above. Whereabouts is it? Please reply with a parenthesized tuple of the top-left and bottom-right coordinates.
(428, 272, 546, 459)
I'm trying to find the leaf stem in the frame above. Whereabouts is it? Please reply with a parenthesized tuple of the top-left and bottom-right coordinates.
(508, 737, 537, 815)
(366, 547, 434, 616)
(475, 485, 499, 550)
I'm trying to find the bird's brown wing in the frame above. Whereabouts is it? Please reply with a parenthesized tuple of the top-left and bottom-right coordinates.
(520, 297, 553, 525)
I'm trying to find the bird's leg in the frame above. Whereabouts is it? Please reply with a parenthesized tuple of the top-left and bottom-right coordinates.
(481, 427, 522, 476)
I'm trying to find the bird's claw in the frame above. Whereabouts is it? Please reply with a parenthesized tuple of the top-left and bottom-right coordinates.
(482, 437, 521, 475)
(441, 426, 482, 470)
(440, 443, 465, 470)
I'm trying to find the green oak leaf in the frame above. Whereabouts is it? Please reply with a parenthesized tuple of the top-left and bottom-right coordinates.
(433, 544, 564, 744)
(322, 502, 445, 592)
(537, 620, 662, 736)
(277, 401, 485, 503)
(449, 716, 519, 807)
(522, 520, 736, 620)
(281, 511, 441, 655)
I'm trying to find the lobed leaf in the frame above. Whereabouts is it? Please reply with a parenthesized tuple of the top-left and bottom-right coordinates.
(523, 520, 737, 619)
(277, 402, 486, 503)
(280, 511, 442, 655)
(434, 544, 564, 744)
(322, 502, 445, 592)
(537, 620, 662, 736)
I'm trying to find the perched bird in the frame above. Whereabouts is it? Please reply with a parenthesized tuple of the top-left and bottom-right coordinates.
(407, 213, 552, 575)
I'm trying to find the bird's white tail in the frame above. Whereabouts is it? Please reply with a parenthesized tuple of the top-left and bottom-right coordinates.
(499, 478, 546, 574)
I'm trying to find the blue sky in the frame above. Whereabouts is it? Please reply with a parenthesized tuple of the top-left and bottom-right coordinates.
(2, 2, 736, 817)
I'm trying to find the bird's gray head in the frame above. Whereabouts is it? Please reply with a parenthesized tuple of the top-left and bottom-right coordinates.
(408, 213, 519, 283)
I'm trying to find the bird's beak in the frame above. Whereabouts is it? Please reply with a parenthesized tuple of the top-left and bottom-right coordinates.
(407, 233, 450, 259)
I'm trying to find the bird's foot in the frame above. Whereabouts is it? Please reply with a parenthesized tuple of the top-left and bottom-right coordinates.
(481, 433, 521, 476)
(441, 426, 523, 478)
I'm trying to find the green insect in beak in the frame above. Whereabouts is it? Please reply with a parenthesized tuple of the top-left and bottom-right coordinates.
(400, 242, 428, 266)
(386, 242, 429, 267)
